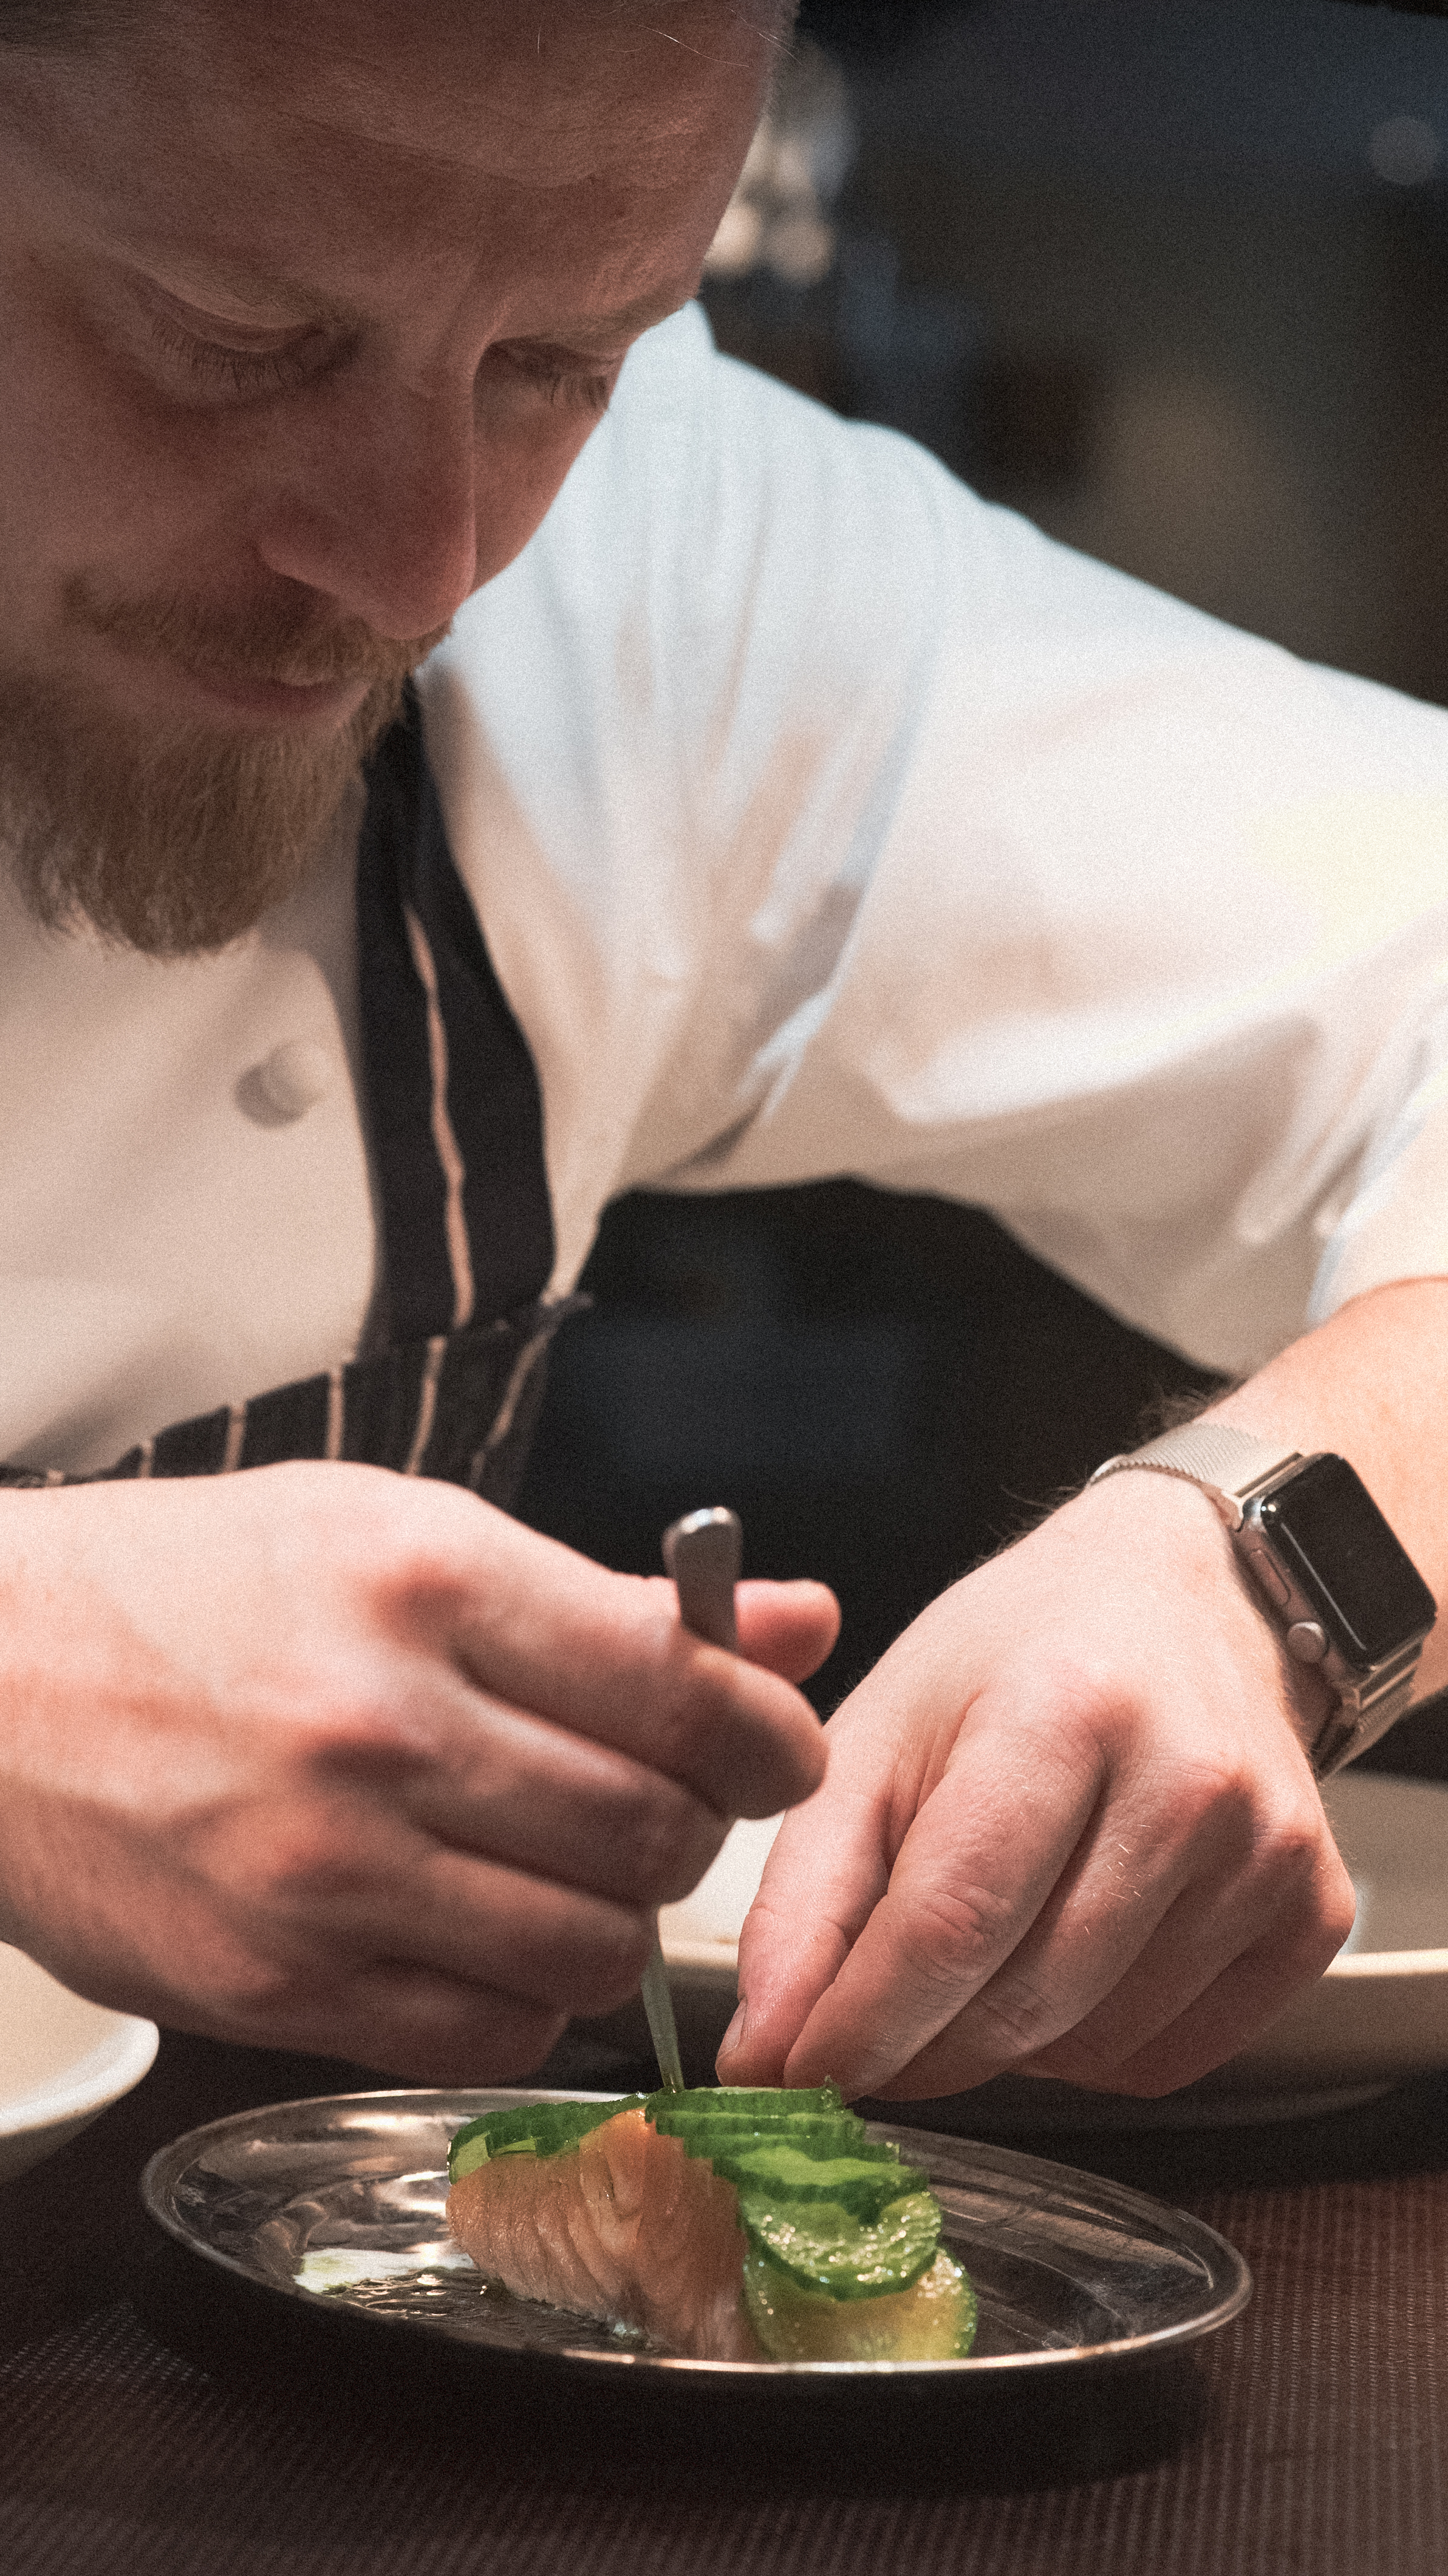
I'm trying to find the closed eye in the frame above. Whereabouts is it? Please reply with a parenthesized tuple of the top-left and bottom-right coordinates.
(145, 307, 616, 418)
(118, 256, 629, 420)
(143, 301, 336, 399)
(486, 340, 620, 419)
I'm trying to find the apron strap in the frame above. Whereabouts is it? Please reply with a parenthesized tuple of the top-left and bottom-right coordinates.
(2, 685, 566, 1496)
(356, 678, 555, 1345)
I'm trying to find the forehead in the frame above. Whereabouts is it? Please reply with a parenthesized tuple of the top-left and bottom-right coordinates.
(2, 0, 773, 312)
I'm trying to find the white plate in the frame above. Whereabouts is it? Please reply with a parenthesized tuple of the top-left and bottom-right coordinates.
(658, 1774, 1448, 2122)
(0, 1944, 159, 2181)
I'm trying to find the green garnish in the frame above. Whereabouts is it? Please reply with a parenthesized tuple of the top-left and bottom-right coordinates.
(446, 2085, 946, 2301)
(447, 2095, 645, 2183)
(704, 2143, 931, 2228)
(740, 2188, 943, 2298)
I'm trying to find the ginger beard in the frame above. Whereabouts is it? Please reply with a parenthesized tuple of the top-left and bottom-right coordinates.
(0, 580, 447, 956)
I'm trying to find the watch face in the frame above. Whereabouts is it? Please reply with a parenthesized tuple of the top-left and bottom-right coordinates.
(1257, 1454, 1436, 1668)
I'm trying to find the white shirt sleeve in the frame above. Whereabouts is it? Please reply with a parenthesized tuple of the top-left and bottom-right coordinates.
(422, 304, 1448, 1380)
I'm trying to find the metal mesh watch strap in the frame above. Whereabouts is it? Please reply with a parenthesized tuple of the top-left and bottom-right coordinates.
(1088, 1424, 1302, 1529)
(1089, 1424, 1424, 1778)
(1311, 1651, 1422, 1778)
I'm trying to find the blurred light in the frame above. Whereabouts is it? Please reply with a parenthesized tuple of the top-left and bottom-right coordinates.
(706, 200, 766, 281)
(766, 212, 838, 290)
(1368, 115, 1441, 188)
(773, 137, 820, 201)
(702, 38, 856, 288)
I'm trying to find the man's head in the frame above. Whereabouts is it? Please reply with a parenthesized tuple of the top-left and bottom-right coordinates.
(0, 1, 790, 950)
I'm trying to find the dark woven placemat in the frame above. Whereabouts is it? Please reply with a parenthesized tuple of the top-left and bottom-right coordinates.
(5, 2034, 1448, 2576)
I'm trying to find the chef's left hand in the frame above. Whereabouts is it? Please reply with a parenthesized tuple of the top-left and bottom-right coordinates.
(719, 1465, 1356, 2101)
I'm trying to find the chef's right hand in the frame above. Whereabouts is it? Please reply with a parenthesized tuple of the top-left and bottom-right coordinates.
(0, 1463, 835, 2080)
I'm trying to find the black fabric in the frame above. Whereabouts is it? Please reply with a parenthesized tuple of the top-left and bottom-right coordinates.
(356, 682, 555, 1344)
(1, 688, 563, 1504)
(0, 1304, 574, 1509)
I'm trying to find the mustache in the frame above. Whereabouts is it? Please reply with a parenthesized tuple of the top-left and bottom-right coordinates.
(62, 575, 449, 694)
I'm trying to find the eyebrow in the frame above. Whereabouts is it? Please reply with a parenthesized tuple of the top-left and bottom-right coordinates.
(124, 253, 692, 349)
(522, 287, 694, 348)
(116, 253, 348, 329)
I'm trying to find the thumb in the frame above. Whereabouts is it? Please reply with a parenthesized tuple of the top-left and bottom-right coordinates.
(732, 1579, 841, 1685)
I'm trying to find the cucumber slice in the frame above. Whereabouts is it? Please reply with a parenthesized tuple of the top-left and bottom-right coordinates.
(447, 2095, 644, 2183)
(709, 2083, 844, 2116)
(744, 2246, 977, 2360)
(711, 2142, 927, 2225)
(644, 2083, 843, 2126)
(446, 2088, 961, 2323)
(740, 2189, 943, 2299)
(448, 2086, 839, 2183)
(650, 2106, 848, 2142)
(654, 2114, 881, 2165)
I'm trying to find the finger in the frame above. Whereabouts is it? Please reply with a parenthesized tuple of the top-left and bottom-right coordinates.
(395, 1676, 729, 1906)
(868, 1773, 1353, 2103)
(717, 1780, 888, 2084)
(1065, 1919, 1350, 2101)
(856, 1868, 1184, 2103)
(224, 1812, 657, 2018)
(437, 1525, 826, 1818)
(874, 1874, 1224, 2103)
(835, 1769, 1206, 2102)
(335, 1968, 567, 2088)
(172, 1959, 568, 2088)
(392, 1846, 656, 2014)
(1014, 1816, 1351, 2096)
(775, 1703, 1107, 2098)
(734, 1581, 841, 1685)
(1024, 1852, 1354, 2099)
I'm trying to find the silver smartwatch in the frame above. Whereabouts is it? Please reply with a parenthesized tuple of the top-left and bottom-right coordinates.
(1088, 1425, 1436, 1777)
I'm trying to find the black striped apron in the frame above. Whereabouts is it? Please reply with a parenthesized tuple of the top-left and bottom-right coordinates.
(1, 684, 575, 1506)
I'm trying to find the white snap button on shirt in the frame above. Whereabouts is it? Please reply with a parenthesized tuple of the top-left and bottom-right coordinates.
(250, 1039, 335, 1124)
(5, 306, 1448, 1485)
(0, 778, 375, 1478)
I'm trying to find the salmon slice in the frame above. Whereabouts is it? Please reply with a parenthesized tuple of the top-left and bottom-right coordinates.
(446, 2106, 765, 2361)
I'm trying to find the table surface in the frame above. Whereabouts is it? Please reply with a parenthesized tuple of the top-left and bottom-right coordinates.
(5, 2025, 1448, 2576)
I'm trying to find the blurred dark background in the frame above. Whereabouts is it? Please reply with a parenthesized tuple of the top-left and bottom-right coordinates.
(517, 0, 1448, 1713)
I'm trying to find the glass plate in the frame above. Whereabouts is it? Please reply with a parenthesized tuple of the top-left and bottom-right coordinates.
(141, 2088, 1249, 2380)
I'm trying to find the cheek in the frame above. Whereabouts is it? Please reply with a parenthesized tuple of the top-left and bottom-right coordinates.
(469, 402, 606, 590)
(0, 291, 241, 628)
(0, 267, 612, 636)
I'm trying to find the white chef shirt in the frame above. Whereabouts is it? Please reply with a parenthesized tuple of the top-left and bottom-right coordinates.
(5, 303, 1448, 1478)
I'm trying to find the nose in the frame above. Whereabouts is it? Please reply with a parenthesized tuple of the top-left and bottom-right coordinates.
(251, 376, 479, 642)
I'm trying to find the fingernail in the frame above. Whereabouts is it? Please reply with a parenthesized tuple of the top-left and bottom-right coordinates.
(719, 1999, 747, 2058)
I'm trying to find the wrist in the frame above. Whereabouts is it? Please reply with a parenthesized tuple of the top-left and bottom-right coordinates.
(1064, 1468, 1337, 1758)
(1085, 1421, 1433, 1773)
